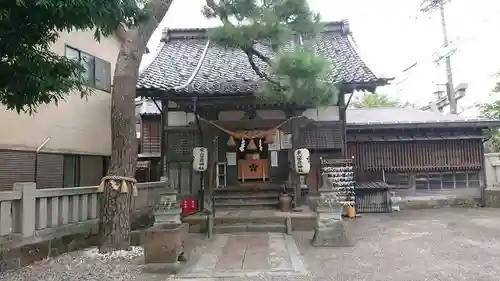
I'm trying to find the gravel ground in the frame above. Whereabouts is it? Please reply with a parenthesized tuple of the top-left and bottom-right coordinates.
(2, 208, 500, 281)
(0, 246, 166, 281)
(0, 233, 208, 281)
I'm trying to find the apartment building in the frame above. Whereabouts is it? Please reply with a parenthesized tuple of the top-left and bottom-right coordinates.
(0, 30, 120, 191)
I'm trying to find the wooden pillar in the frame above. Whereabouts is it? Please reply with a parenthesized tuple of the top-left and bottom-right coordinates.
(200, 109, 218, 212)
(291, 115, 302, 206)
(338, 92, 347, 158)
(160, 100, 169, 179)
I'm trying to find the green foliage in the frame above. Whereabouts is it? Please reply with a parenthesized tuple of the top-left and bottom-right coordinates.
(0, 0, 148, 113)
(477, 76, 500, 152)
(203, 0, 338, 106)
(350, 92, 414, 109)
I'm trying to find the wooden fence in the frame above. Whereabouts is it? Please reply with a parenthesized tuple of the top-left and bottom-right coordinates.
(0, 181, 167, 239)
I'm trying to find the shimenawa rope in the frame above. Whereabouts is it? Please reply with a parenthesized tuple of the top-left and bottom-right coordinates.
(198, 115, 300, 140)
(97, 175, 138, 196)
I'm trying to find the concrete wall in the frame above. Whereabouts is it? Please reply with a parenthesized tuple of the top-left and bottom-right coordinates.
(484, 153, 500, 207)
(0, 29, 121, 156)
(164, 106, 341, 127)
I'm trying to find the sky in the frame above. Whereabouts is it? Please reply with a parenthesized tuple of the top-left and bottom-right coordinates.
(140, 0, 500, 116)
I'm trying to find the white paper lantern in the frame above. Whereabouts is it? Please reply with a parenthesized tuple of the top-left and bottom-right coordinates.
(193, 147, 208, 172)
(294, 148, 310, 174)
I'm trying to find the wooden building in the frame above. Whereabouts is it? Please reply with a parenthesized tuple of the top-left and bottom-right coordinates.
(345, 108, 499, 202)
(136, 21, 389, 210)
(135, 21, 499, 210)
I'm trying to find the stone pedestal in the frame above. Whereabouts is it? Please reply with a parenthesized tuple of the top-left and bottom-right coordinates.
(153, 193, 181, 225)
(311, 205, 353, 247)
(141, 223, 189, 274)
(153, 205, 181, 225)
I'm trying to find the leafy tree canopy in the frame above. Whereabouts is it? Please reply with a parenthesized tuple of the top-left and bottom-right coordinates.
(350, 92, 414, 109)
(202, 0, 339, 107)
(477, 76, 500, 152)
(0, 0, 148, 113)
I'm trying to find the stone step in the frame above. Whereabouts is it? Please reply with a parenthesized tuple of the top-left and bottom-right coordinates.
(214, 184, 288, 193)
(213, 193, 279, 200)
(214, 191, 280, 200)
(214, 224, 287, 234)
(214, 216, 287, 225)
(214, 199, 279, 208)
(214, 205, 279, 211)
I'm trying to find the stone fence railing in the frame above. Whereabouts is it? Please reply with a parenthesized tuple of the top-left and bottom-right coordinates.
(483, 153, 500, 207)
(484, 153, 500, 189)
(0, 181, 167, 240)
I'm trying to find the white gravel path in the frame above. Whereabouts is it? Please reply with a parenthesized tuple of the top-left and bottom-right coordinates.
(0, 246, 171, 281)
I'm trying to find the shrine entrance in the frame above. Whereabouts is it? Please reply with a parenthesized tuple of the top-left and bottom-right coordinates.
(236, 138, 269, 183)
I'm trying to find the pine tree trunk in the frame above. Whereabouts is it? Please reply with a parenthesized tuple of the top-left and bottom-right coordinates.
(98, 34, 142, 253)
(97, 0, 173, 253)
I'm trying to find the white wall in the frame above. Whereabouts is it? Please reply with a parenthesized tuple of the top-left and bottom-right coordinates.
(0, 29, 121, 155)
(167, 112, 196, 126)
(218, 110, 286, 121)
(301, 106, 340, 121)
(165, 107, 341, 126)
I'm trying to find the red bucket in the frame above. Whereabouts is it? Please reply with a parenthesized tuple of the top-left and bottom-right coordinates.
(181, 198, 198, 216)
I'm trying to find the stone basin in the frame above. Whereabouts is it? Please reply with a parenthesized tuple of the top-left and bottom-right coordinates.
(141, 223, 189, 265)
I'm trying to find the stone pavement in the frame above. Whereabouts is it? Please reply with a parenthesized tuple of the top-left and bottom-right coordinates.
(4, 208, 500, 281)
(176, 233, 306, 278)
(292, 208, 500, 281)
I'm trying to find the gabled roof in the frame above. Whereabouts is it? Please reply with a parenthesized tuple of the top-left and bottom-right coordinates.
(347, 108, 500, 129)
(137, 21, 390, 96)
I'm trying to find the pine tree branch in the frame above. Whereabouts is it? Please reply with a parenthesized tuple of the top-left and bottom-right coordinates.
(136, 0, 173, 48)
(249, 44, 272, 65)
(245, 52, 279, 86)
(206, 0, 230, 23)
(420, 0, 450, 13)
(205, 0, 285, 89)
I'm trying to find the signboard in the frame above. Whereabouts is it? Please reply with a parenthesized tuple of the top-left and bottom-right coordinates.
(226, 152, 237, 166)
(280, 131, 292, 149)
(136, 161, 150, 169)
(268, 131, 281, 151)
(271, 151, 278, 167)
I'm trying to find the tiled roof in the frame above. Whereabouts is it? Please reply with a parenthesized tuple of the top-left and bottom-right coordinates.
(137, 21, 389, 95)
(346, 108, 490, 125)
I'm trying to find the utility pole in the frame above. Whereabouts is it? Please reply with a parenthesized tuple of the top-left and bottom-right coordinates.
(438, 1, 457, 114)
(420, 0, 457, 114)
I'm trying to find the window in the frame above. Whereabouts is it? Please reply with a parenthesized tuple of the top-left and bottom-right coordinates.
(467, 172, 481, 188)
(415, 173, 429, 190)
(455, 172, 467, 188)
(442, 173, 454, 189)
(63, 155, 80, 187)
(384, 173, 411, 189)
(408, 171, 481, 190)
(65, 46, 111, 92)
(428, 173, 442, 190)
(136, 122, 141, 138)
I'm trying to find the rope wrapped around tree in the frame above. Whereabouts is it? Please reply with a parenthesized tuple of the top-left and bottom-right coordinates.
(97, 175, 138, 196)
